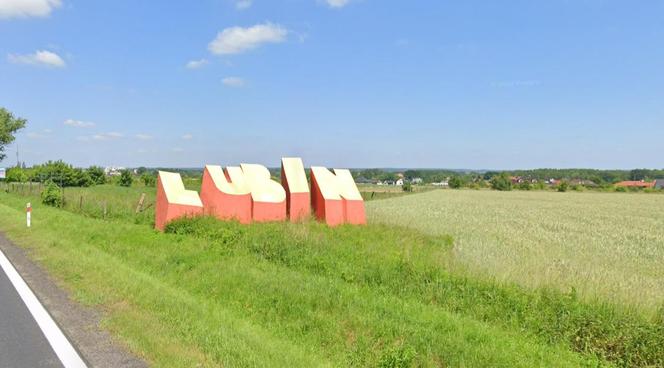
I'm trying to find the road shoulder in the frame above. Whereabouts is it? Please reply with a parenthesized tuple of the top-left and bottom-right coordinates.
(0, 232, 147, 368)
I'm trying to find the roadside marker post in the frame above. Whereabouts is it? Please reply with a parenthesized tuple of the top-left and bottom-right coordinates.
(27, 203, 31, 228)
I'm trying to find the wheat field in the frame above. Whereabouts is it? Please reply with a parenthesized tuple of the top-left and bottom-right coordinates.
(368, 189, 664, 313)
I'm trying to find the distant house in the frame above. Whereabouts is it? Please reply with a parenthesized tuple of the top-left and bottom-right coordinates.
(410, 177, 423, 184)
(510, 176, 524, 184)
(395, 178, 404, 186)
(0, 168, 5, 180)
(615, 180, 655, 189)
(654, 179, 664, 189)
(105, 166, 126, 176)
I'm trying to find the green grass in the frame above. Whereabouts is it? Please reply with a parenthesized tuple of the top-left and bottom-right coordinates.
(1, 191, 664, 366)
(368, 189, 664, 314)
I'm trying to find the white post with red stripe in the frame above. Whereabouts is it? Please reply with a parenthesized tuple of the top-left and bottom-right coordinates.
(26, 203, 31, 227)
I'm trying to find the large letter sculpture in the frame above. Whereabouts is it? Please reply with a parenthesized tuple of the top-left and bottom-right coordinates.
(154, 158, 366, 230)
(281, 157, 310, 222)
(200, 165, 252, 224)
(240, 164, 287, 222)
(155, 171, 204, 230)
(310, 167, 366, 226)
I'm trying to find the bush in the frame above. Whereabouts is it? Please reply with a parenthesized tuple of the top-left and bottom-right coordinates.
(41, 180, 63, 207)
(118, 169, 133, 187)
(87, 166, 106, 185)
(615, 186, 627, 193)
(448, 176, 464, 189)
(557, 181, 569, 192)
(5, 167, 28, 183)
(402, 182, 413, 192)
(518, 181, 532, 191)
(490, 174, 512, 191)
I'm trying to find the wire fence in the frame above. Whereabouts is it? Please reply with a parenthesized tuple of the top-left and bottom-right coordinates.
(1, 181, 155, 225)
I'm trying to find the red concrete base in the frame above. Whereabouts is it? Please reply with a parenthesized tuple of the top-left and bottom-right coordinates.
(200, 168, 252, 224)
(155, 177, 204, 230)
(287, 192, 310, 222)
(252, 201, 287, 222)
(344, 199, 366, 225)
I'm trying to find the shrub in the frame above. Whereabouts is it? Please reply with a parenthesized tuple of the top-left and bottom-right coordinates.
(490, 173, 512, 191)
(557, 181, 569, 192)
(402, 182, 413, 192)
(518, 181, 532, 191)
(448, 176, 464, 189)
(41, 180, 63, 207)
(141, 173, 156, 187)
(615, 186, 627, 193)
(5, 167, 28, 183)
(87, 166, 106, 185)
(118, 169, 133, 187)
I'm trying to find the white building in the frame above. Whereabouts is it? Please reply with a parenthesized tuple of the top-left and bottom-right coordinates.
(105, 166, 126, 176)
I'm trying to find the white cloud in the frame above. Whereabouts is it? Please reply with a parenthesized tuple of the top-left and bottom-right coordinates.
(236, 0, 252, 9)
(208, 23, 288, 55)
(325, 0, 351, 8)
(185, 59, 208, 69)
(135, 134, 153, 140)
(181, 133, 193, 140)
(8, 50, 66, 68)
(92, 132, 123, 141)
(222, 77, 245, 87)
(0, 0, 62, 19)
(64, 119, 95, 128)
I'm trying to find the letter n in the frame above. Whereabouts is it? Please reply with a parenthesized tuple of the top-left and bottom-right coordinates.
(310, 167, 366, 226)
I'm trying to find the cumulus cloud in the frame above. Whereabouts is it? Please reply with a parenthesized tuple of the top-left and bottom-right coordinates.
(185, 59, 208, 69)
(8, 50, 66, 68)
(208, 23, 288, 55)
(236, 0, 252, 9)
(222, 77, 245, 87)
(0, 0, 62, 19)
(182, 133, 193, 140)
(325, 0, 351, 8)
(64, 119, 95, 128)
(135, 134, 153, 140)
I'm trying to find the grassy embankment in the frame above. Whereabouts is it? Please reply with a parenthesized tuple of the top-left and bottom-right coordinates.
(1, 191, 663, 367)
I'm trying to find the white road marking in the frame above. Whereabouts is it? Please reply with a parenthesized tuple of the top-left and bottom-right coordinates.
(0, 248, 87, 368)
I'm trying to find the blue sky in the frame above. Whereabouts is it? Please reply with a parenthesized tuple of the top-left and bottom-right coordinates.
(1, 0, 663, 169)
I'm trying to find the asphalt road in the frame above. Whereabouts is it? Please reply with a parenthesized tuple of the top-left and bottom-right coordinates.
(0, 261, 63, 368)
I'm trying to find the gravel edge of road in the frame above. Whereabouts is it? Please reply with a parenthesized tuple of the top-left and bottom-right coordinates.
(0, 232, 148, 368)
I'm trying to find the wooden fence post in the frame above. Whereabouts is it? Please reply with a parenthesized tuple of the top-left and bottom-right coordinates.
(135, 193, 146, 213)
